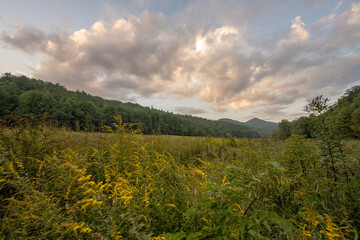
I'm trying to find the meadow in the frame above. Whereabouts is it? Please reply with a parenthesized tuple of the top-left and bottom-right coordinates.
(0, 116, 359, 239)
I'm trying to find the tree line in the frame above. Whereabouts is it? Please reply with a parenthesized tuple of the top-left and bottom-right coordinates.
(0, 73, 260, 138)
(272, 86, 360, 139)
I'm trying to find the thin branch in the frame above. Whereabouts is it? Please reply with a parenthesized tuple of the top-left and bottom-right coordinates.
(243, 184, 266, 216)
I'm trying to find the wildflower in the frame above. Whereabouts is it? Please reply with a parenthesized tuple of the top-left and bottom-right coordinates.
(80, 227, 92, 233)
(182, 184, 190, 192)
(222, 175, 227, 184)
(195, 169, 205, 177)
(83, 189, 96, 195)
(232, 203, 244, 214)
(141, 214, 148, 222)
(150, 237, 167, 240)
(8, 162, 18, 176)
(73, 222, 85, 231)
(320, 214, 342, 240)
(201, 217, 208, 223)
(78, 175, 92, 182)
(164, 204, 176, 208)
(11, 152, 23, 169)
(65, 182, 73, 200)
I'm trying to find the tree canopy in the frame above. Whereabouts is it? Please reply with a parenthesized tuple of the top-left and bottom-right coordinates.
(0, 73, 260, 138)
(272, 87, 360, 139)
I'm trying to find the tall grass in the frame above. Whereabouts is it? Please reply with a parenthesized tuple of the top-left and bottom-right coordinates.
(0, 116, 359, 239)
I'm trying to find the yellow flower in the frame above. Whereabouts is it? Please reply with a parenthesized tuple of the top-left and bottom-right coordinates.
(150, 237, 167, 240)
(201, 217, 208, 223)
(8, 162, 18, 176)
(73, 222, 85, 231)
(164, 204, 176, 208)
(78, 175, 92, 182)
(80, 227, 92, 233)
(222, 175, 227, 184)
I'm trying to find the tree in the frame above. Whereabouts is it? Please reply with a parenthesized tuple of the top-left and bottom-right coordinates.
(291, 116, 313, 138)
(305, 95, 344, 182)
(272, 119, 291, 139)
(17, 90, 56, 116)
(343, 86, 360, 103)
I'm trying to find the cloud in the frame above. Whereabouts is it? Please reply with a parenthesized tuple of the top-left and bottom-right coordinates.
(315, 14, 335, 26)
(335, 1, 343, 10)
(177, 0, 284, 28)
(1, 26, 47, 53)
(1, 2, 359, 115)
(174, 105, 207, 115)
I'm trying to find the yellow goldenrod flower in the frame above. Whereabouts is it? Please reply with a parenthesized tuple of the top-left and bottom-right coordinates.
(83, 189, 96, 195)
(80, 227, 92, 233)
(164, 204, 176, 208)
(222, 175, 227, 184)
(11, 152, 23, 170)
(149, 237, 167, 240)
(8, 162, 18, 176)
(73, 222, 85, 231)
(78, 175, 92, 182)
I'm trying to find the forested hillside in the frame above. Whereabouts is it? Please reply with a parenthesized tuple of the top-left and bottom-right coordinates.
(0, 73, 260, 138)
(219, 118, 278, 135)
(272, 86, 360, 139)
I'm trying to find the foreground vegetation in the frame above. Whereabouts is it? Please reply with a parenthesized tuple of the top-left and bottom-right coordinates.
(1, 115, 359, 239)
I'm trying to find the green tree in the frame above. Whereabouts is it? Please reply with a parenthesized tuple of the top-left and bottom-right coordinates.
(17, 90, 56, 115)
(273, 119, 291, 139)
(305, 95, 343, 182)
(291, 116, 313, 138)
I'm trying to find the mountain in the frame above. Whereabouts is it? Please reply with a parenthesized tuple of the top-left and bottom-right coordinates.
(245, 118, 278, 135)
(218, 118, 246, 126)
(0, 73, 260, 138)
(218, 118, 278, 136)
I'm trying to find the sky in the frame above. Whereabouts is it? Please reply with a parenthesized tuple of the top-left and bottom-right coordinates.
(0, 0, 359, 122)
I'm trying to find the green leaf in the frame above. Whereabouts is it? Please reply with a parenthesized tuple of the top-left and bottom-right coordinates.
(162, 231, 186, 240)
(186, 231, 203, 240)
(248, 230, 269, 240)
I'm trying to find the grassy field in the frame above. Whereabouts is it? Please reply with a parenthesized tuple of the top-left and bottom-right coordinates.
(0, 118, 359, 239)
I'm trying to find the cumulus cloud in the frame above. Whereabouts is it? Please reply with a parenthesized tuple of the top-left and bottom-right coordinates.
(174, 106, 207, 115)
(1, 26, 47, 53)
(1, 2, 360, 118)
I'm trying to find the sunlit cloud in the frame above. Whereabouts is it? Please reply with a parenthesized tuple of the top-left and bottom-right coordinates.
(1, 1, 359, 120)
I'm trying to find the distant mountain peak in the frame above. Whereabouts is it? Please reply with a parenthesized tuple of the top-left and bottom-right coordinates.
(246, 117, 264, 123)
(219, 117, 278, 135)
